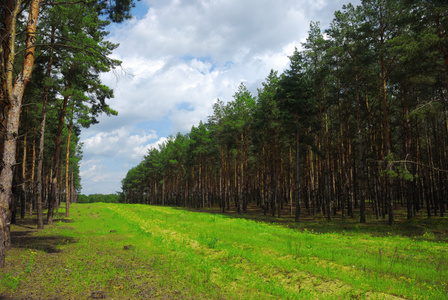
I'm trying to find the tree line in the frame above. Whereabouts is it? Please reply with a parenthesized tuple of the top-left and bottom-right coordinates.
(122, 0, 448, 225)
(0, 0, 137, 267)
(78, 193, 120, 203)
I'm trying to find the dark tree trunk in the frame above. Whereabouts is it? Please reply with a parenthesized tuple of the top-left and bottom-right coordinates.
(48, 93, 70, 224)
(295, 114, 300, 222)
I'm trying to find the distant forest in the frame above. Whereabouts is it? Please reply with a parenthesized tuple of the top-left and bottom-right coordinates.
(78, 194, 120, 203)
(122, 1, 448, 225)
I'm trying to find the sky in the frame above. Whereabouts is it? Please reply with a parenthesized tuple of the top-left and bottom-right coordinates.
(79, 0, 360, 195)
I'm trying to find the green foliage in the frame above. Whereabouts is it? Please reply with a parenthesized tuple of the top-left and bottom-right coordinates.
(77, 193, 120, 203)
(380, 153, 417, 181)
(94, 0, 139, 23)
(381, 167, 416, 181)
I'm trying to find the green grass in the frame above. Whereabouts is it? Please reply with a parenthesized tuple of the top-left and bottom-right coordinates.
(1, 203, 447, 299)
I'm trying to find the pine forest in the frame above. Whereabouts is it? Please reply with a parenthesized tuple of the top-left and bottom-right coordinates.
(122, 2, 448, 225)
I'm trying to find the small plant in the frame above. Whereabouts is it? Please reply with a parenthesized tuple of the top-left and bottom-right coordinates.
(198, 233, 219, 249)
(423, 230, 435, 239)
(25, 251, 37, 274)
(286, 240, 301, 258)
(0, 273, 20, 291)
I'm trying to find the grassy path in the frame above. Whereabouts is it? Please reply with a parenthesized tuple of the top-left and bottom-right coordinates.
(1, 203, 447, 299)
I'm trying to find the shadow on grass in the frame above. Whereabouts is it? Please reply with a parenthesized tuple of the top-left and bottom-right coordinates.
(9, 217, 77, 254)
(10, 230, 77, 254)
(10, 216, 73, 229)
(52, 218, 74, 224)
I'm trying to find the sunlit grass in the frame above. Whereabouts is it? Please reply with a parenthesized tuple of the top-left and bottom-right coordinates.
(1, 203, 447, 299)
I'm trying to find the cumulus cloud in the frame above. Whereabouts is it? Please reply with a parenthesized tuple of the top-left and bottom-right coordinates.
(79, 0, 360, 194)
(111, 0, 330, 63)
(80, 159, 126, 194)
(80, 131, 170, 192)
(82, 128, 158, 159)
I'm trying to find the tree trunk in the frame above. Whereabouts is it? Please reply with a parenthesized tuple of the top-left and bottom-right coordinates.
(21, 116, 28, 220)
(29, 127, 36, 217)
(354, 71, 366, 223)
(65, 118, 73, 217)
(295, 114, 300, 222)
(237, 136, 243, 214)
(0, 0, 42, 268)
(36, 26, 55, 229)
(71, 173, 76, 203)
(48, 93, 70, 224)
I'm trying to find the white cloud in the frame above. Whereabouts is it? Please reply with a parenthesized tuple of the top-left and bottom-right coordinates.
(146, 137, 168, 152)
(111, 0, 311, 63)
(80, 159, 126, 194)
(82, 128, 158, 159)
(79, 160, 98, 178)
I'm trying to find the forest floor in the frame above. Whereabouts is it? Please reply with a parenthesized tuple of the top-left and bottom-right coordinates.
(0, 203, 447, 299)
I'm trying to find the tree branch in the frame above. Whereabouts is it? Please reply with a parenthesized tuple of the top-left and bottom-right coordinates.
(41, 0, 88, 6)
(367, 158, 448, 173)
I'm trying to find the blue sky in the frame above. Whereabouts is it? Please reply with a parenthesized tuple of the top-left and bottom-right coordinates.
(79, 0, 361, 195)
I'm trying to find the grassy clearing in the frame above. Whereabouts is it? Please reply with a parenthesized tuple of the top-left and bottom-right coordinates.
(1, 203, 447, 299)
